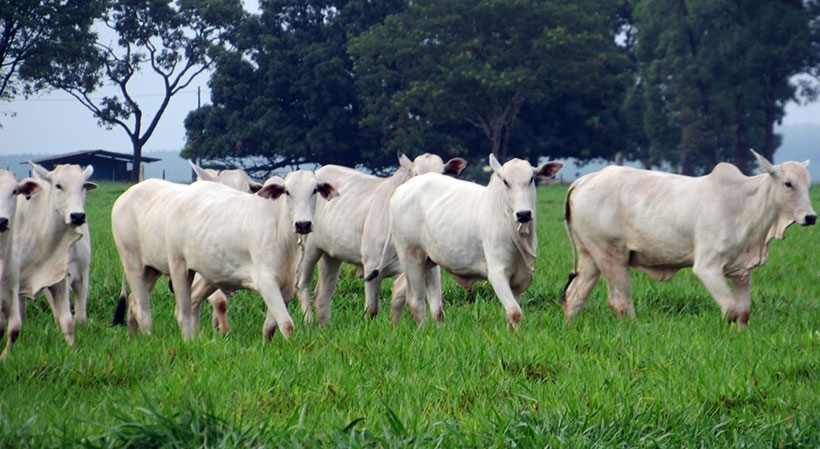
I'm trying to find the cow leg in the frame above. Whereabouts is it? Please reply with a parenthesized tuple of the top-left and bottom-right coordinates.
(599, 262, 634, 319)
(692, 261, 735, 321)
(124, 265, 160, 337)
(296, 246, 323, 325)
(487, 265, 523, 328)
(364, 271, 383, 319)
(564, 248, 602, 320)
(46, 279, 75, 346)
(314, 255, 342, 326)
(390, 273, 408, 328)
(258, 280, 295, 340)
(207, 291, 230, 335)
(728, 274, 752, 328)
(169, 262, 196, 341)
(72, 264, 90, 325)
(425, 266, 444, 322)
(0, 286, 22, 360)
(398, 248, 428, 326)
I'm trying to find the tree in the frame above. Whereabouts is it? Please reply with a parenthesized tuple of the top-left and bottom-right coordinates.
(182, 0, 407, 176)
(24, 0, 244, 181)
(0, 0, 102, 108)
(632, 0, 820, 175)
(350, 0, 632, 166)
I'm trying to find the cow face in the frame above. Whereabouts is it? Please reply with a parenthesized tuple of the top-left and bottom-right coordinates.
(489, 154, 563, 224)
(752, 150, 817, 226)
(29, 162, 97, 227)
(0, 171, 41, 233)
(257, 171, 339, 234)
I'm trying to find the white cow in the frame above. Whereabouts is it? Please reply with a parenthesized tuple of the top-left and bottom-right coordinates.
(563, 149, 816, 326)
(11, 163, 96, 354)
(385, 154, 563, 327)
(296, 153, 467, 325)
(188, 161, 262, 333)
(29, 162, 93, 325)
(111, 171, 338, 340)
(0, 171, 41, 359)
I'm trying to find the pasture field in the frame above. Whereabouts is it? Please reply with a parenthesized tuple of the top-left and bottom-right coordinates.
(0, 182, 819, 448)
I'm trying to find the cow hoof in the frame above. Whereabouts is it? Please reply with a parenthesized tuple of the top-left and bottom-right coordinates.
(507, 309, 522, 328)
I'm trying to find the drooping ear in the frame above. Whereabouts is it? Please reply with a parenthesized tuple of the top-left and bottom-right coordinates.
(257, 177, 286, 200)
(28, 161, 50, 180)
(82, 165, 94, 181)
(189, 160, 217, 182)
(534, 161, 564, 179)
(15, 178, 42, 198)
(489, 153, 503, 176)
(248, 180, 264, 193)
(398, 152, 413, 170)
(317, 182, 339, 201)
(84, 182, 98, 192)
(442, 157, 468, 177)
(750, 149, 777, 176)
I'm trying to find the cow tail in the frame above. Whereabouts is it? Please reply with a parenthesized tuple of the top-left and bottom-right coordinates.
(109, 272, 128, 327)
(364, 213, 395, 283)
(562, 185, 578, 302)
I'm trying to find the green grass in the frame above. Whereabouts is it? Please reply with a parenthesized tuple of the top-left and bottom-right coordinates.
(0, 182, 818, 448)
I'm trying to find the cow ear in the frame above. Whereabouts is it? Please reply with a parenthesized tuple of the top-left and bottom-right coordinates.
(84, 182, 98, 192)
(489, 153, 503, 175)
(398, 152, 413, 170)
(750, 149, 777, 176)
(442, 157, 468, 177)
(248, 180, 264, 193)
(535, 161, 563, 179)
(803, 159, 810, 168)
(257, 179, 286, 199)
(28, 161, 50, 181)
(16, 178, 42, 198)
(189, 160, 217, 182)
(82, 165, 94, 181)
(317, 182, 339, 201)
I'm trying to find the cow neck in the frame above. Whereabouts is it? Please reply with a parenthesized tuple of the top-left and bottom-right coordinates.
(0, 228, 12, 262)
(13, 185, 81, 297)
(484, 175, 538, 270)
(388, 166, 414, 188)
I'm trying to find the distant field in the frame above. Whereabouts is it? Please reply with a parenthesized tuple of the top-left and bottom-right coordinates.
(0, 182, 818, 448)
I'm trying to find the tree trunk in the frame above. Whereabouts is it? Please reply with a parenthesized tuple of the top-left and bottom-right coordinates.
(131, 139, 143, 183)
(762, 105, 776, 163)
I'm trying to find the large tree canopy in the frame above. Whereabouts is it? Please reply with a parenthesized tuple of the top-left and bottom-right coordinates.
(23, 0, 244, 181)
(182, 0, 406, 176)
(350, 0, 632, 167)
(0, 0, 102, 107)
(632, 0, 820, 175)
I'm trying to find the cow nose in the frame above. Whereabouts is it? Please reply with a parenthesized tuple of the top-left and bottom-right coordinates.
(294, 221, 312, 234)
(69, 212, 86, 226)
(515, 210, 532, 223)
(0, 217, 8, 232)
(805, 214, 817, 226)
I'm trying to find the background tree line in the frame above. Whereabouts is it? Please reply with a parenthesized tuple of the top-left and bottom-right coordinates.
(3, 0, 819, 180)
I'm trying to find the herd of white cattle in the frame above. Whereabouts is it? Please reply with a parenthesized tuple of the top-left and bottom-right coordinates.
(0, 149, 815, 358)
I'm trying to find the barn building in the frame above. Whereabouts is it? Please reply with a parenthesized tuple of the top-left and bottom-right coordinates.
(25, 150, 161, 182)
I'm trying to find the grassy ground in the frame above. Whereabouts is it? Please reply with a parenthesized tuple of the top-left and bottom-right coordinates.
(0, 182, 818, 448)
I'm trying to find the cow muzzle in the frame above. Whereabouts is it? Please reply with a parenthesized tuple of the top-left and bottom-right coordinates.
(294, 221, 313, 234)
(69, 212, 86, 226)
(0, 217, 8, 232)
(804, 214, 817, 226)
(515, 210, 533, 223)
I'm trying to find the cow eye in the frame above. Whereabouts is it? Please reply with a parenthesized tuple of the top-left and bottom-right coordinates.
(284, 190, 290, 196)
(502, 178, 510, 188)
(784, 181, 793, 188)
(55, 184, 63, 190)
(11, 189, 17, 195)
(529, 176, 534, 185)
(313, 187, 318, 195)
